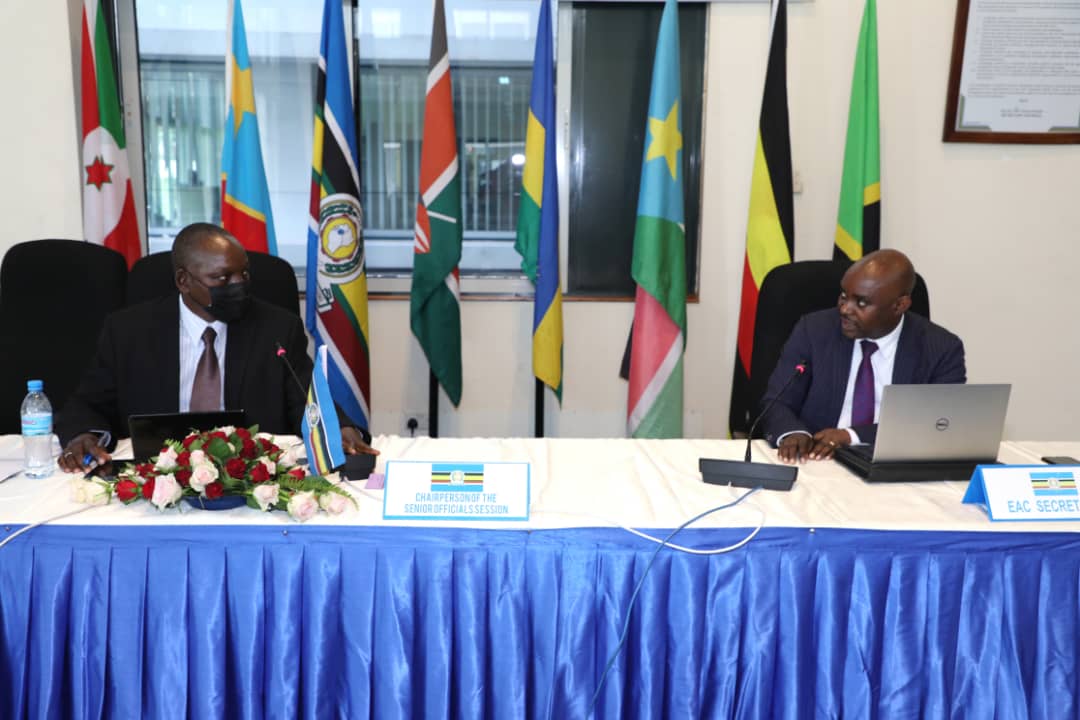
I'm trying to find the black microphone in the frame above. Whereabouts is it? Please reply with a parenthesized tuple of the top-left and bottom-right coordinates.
(699, 361, 808, 492)
(275, 343, 308, 397)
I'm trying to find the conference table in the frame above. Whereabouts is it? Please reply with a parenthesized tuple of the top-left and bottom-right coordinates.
(1, 435, 1078, 719)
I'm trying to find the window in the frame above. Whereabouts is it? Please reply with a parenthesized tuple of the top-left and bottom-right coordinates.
(133, 0, 539, 276)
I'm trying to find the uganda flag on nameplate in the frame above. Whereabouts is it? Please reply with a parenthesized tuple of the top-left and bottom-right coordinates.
(1030, 471, 1078, 497)
(430, 463, 485, 493)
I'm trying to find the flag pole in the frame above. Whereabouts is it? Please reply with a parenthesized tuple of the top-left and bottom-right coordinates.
(429, 369, 440, 438)
(534, 378, 544, 438)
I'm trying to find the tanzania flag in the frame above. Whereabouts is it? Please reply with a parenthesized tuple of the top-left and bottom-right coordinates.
(626, 0, 686, 439)
(515, 0, 562, 400)
(729, 0, 794, 435)
(306, 0, 370, 429)
(221, 0, 276, 254)
(302, 346, 347, 476)
(410, 0, 463, 407)
(81, 0, 141, 268)
(430, 462, 484, 493)
(834, 0, 880, 262)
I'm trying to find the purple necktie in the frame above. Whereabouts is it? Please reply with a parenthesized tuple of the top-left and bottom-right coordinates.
(190, 327, 221, 412)
(851, 340, 878, 427)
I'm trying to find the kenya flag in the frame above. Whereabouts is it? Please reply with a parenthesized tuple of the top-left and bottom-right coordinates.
(81, 0, 141, 267)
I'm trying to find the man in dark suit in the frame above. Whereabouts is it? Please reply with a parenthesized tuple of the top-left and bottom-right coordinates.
(761, 249, 965, 464)
(57, 223, 375, 472)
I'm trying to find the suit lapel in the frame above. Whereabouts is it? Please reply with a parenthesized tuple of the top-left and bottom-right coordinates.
(224, 312, 256, 410)
(156, 298, 181, 410)
(829, 324, 854, 424)
(892, 314, 921, 384)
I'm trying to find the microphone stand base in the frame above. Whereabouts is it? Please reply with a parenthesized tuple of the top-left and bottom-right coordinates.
(698, 458, 797, 492)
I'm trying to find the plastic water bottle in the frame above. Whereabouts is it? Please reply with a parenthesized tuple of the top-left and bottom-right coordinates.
(21, 379, 54, 478)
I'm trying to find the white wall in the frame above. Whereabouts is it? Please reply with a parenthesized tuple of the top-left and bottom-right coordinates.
(4, 0, 1078, 440)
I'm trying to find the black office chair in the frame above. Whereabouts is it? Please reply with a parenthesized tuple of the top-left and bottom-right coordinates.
(746, 259, 930, 437)
(126, 250, 300, 316)
(0, 240, 129, 434)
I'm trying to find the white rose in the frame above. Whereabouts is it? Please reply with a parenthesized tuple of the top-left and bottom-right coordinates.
(70, 478, 109, 506)
(189, 463, 219, 493)
(259, 457, 277, 476)
(287, 491, 319, 522)
(318, 491, 350, 516)
(155, 446, 178, 471)
(280, 443, 304, 468)
(218, 425, 236, 436)
(252, 483, 280, 511)
(70, 478, 89, 504)
(151, 474, 183, 510)
(189, 449, 207, 466)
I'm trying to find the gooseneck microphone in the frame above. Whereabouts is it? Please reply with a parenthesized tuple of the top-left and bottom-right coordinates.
(699, 361, 808, 492)
(275, 343, 308, 396)
(744, 361, 807, 461)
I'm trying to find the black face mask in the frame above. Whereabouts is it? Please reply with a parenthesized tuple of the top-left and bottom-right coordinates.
(189, 276, 251, 322)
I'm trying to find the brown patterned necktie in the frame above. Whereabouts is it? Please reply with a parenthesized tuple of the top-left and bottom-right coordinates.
(190, 326, 221, 412)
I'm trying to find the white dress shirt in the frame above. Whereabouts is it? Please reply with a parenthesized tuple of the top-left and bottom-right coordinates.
(178, 297, 227, 412)
(837, 314, 904, 444)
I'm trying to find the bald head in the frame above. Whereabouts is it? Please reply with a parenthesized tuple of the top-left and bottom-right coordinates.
(171, 222, 243, 274)
(837, 249, 916, 339)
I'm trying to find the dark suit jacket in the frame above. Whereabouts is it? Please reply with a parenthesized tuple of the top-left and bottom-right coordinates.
(760, 309, 966, 446)
(57, 296, 316, 446)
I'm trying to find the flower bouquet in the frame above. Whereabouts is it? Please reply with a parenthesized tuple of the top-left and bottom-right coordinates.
(71, 425, 355, 521)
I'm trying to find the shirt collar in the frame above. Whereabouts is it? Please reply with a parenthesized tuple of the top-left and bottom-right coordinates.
(178, 295, 226, 344)
(863, 313, 904, 361)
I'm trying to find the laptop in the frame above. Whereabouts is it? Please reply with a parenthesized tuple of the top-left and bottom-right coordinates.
(833, 384, 1010, 482)
(127, 410, 246, 462)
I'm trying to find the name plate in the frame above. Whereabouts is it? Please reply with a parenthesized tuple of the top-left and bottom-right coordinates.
(383, 460, 530, 521)
(962, 465, 1080, 521)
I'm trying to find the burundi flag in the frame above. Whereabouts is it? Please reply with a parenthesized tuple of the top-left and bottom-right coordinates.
(729, 0, 794, 436)
(626, 0, 687, 439)
(515, 0, 562, 401)
(410, 0, 463, 407)
(221, 0, 277, 254)
(302, 345, 347, 476)
(834, 0, 880, 262)
(306, 0, 370, 429)
(81, 0, 141, 268)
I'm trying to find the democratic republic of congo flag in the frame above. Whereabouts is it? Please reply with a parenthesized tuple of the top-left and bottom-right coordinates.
(729, 0, 794, 436)
(515, 0, 562, 401)
(81, 0, 142, 268)
(626, 0, 687, 439)
(834, 0, 880, 262)
(221, 0, 276, 254)
(306, 0, 370, 429)
(302, 346, 347, 476)
(410, 0, 463, 406)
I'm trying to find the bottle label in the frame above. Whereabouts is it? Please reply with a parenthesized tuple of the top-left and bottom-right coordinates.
(22, 415, 52, 436)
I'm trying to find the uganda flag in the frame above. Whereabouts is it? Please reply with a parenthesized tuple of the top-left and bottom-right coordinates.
(306, 0, 371, 429)
(81, 0, 141, 268)
(626, 0, 686, 439)
(515, 0, 562, 401)
(410, 0, 463, 407)
(833, 0, 880, 262)
(729, 0, 794, 436)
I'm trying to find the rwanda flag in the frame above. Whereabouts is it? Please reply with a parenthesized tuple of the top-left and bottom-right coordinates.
(306, 0, 371, 429)
(302, 346, 346, 476)
(515, 0, 562, 401)
(834, 0, 880, 262)
(626, 0, 686, 439)
(221, 0, 277, 254)
(729, 0, 794, 436)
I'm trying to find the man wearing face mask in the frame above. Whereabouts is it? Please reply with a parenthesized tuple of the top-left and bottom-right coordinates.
(56, 223, 375, 471)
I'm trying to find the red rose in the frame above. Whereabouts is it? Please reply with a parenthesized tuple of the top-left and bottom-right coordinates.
(250, 463, 270, 483)
(205, 481, 224, 499)
(240, 438, 257, 460)
(225, 458, 248, 479)
(182, 434, 198, 448)
(288, 467, 306, 480)
(235, 427, 251, 440)
(141, 478, 156, 500)
(210, 431, 228, 441)
(116, 479, 139, 502)
(135, 463, 156, 476)
(176, 469, 192, 486)
(177, 451, 191, 467)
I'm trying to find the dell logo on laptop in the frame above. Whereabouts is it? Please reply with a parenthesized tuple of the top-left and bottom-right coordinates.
(935, 417, 950, 431)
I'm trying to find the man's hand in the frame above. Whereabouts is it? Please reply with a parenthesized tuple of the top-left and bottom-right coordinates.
(777, 434, 813, 464)
(58, 433, 111, 473)
(341, 427, 379, 456)
(807, 428, 851, 460)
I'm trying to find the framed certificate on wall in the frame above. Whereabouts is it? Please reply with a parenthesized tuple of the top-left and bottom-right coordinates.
(944, 0, 1080, 144)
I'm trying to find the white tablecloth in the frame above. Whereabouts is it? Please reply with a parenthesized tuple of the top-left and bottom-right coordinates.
(0, 434, 1078, 532)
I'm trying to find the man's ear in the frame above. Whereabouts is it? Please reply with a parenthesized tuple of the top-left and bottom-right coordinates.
(174, 268, 188, 293)
(895, 294, 912, 315)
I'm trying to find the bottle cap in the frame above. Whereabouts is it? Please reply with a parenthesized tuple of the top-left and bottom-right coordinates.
(26, 379, 43, 392)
